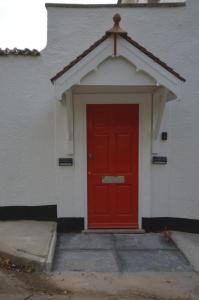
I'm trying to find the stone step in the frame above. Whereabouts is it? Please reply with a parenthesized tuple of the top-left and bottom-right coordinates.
(82, 229, 145, 234)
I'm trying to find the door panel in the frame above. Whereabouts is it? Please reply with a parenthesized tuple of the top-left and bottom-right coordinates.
(93, 185, 110, 215)
(115, 185, 133, 214)
(93, 134, 109, 172)
(87, 104, 139, 229)
(115, 134, 132, 172)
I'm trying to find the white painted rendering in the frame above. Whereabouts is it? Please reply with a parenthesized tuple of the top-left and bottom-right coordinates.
(0, 0, 199, 224)
(0, 57, 56, 207)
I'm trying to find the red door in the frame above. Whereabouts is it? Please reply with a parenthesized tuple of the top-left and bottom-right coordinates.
(87, 104, 139, 229)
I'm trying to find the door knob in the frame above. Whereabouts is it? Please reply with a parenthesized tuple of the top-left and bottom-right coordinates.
(88, 153, 93, 160)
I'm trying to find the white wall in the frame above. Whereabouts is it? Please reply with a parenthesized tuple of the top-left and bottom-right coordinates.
(0, 56, 56, 207)
(0, 0, 198, 221)
(44, 0, 199, 220)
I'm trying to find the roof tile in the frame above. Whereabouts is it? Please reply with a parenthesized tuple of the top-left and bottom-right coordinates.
(0, 48, 40, 56)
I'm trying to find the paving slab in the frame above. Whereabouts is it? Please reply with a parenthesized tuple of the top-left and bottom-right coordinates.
(53, 249, 119, 272)
(171, 231, 199, 272)
(119, 249, 193, 272)
(58, 233, 114, 250)
(0, 220, 57, 271)
(53, 233, 193, 272)
(114, 233, 175, 250)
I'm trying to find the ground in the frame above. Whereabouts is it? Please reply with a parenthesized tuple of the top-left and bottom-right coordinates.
(0, 268, 199, 300)
(0, 233, 199, 300)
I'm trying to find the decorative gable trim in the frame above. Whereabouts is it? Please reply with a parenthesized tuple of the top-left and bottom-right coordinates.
(122, 34, 185, 82)
(51, 14, 185, 101)
(51, 34, 108, 83)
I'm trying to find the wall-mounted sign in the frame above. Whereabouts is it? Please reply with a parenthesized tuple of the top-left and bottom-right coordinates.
(58, 158, 73, 166)
(152, 156, 167, 165)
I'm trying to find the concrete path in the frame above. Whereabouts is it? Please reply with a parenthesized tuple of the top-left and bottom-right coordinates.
(49, 271, 199, 300)
(1, 268, 199, 300)
(0, 221, 57, 271)
(53, 233, 193, 272)
(172, 231, 199, 273)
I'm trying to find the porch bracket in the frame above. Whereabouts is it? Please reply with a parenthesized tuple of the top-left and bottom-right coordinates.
(152, 87, 168, 154)
(64, 90, 74, 155)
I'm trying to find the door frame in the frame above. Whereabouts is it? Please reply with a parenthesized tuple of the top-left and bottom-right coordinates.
(73, 93, 152, 230)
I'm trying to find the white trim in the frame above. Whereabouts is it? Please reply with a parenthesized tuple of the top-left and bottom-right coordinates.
(153, 87, 168, 139)
(53, 35, 183, 101)
(118, 38, 181, 96)
(54, 39, 112, 99)
(152, 87, 168, 154)
(74, 93, 152, 230)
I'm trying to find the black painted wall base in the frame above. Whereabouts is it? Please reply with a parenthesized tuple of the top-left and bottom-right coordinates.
(0, 205, 57, 221)
(0, 206, 198, 233)
(142, 217, 199, 234)
(0, 205, 84, 232)
(57, 218, 84, 232)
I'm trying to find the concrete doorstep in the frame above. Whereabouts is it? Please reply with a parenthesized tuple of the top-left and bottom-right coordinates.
(0, 220, 57, 271)
(171, 231, 199, 273)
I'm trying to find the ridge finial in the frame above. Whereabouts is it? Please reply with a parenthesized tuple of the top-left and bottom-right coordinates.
(106, 13, 127, 35)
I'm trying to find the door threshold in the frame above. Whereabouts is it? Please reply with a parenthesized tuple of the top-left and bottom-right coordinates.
(82, 229, 145, 234)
